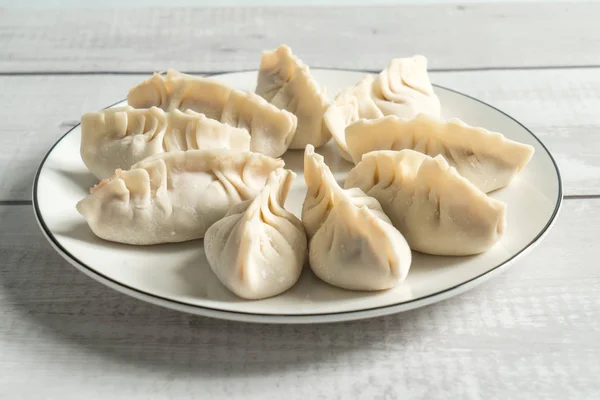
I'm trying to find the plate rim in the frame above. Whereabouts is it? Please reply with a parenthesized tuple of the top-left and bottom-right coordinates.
(32, 68, 564, 324)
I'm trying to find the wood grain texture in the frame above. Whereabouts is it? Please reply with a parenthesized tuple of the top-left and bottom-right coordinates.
(2, 68, 600, 201)
(1, 201, 599, 399)
(2, 3, 600, 73)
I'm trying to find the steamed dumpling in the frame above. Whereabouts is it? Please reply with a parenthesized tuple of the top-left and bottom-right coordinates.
(302, 145, 386, 238)
(81, 106, 251, 179)
(323, 75, 383, 161)
(76, 149, 284, 245)
(345, 150, 506, 256)
(324, 55, 440, 161)
(302, 145, 411, 291)
(221, 90, 298, 158)
(256, 45, 331, 149)
(255, 45, 296, 100)
(345, 115, 535, 193)
(205, 168, 307, 300)
(128, 69, 298, 158)
(372, 55, 441, 118)
(127, 69, 232, 120)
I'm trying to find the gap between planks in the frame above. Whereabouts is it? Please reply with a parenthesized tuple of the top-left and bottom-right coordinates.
(2, 64, 600, 76)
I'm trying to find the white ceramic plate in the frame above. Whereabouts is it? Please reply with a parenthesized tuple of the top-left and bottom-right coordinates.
(33, 69, 562, 324)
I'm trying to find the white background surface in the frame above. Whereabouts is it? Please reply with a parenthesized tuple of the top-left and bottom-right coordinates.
(2, 0, 592, 8)
(1, 2, 599, 399)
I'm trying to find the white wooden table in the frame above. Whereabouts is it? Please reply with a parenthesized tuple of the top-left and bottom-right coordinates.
(1, 4, 599, 399)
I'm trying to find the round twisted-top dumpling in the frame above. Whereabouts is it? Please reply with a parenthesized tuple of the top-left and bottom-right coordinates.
(204, 168, 307, 300)
(302, 145, 411, 291)
(345, 150, 507, 256)
(324, 55, 440, 161)
(255, 44, 331, 149)
(127, 69, 232, 121)
(345, 115, 535, 193)
(81, 106, 251, 179)
(302, 145, 387, 238)
(76, 149, 284, 245)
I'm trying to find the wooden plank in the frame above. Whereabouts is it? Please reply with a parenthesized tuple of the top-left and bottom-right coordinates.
(0, 199, 599, 398)
(1, 3, 600, 73)
(2, 68, 600, 200)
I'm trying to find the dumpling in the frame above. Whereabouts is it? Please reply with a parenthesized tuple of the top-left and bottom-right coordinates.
(302, 145, 411, 291)
(255, 45, 296, 100)
(255, 45, 331, 149)
(302, 145, 386, 238)
(127, 69, 232, 121)
(76, 149, 284, 245)
(204, 168, 307, 300)
(323, 75, 383, 161)
(324, 55, 440, 161)
(128, 69, 298, 158)
(345, 150, 506, 256)
(372, 55, 441, 118)
(345, 114, 535, 193)
(81, 106, 251, 179)
(309, 199, 412, 291)
(221, 90, 298, 158)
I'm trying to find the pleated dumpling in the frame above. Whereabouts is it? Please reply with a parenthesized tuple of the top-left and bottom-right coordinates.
(324, 55, 440, 161)
(302, 145, 411, 291)
(128, 70, 298, 158)
(255, 45, 331, 149)
(76, 149, 284, 245)
(127, 70, 232, 121)
(372, 55, 441, 118)
(345, 115, 535, 193)
(345, 150, 506, 256)
(81, 106, 251, 179)
(221, 90, 298, 158)
(324, 75, 383, 161)
(204, 168, 307, 300)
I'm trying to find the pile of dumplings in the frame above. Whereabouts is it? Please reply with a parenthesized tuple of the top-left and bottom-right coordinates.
(76, 44, 534, 300)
